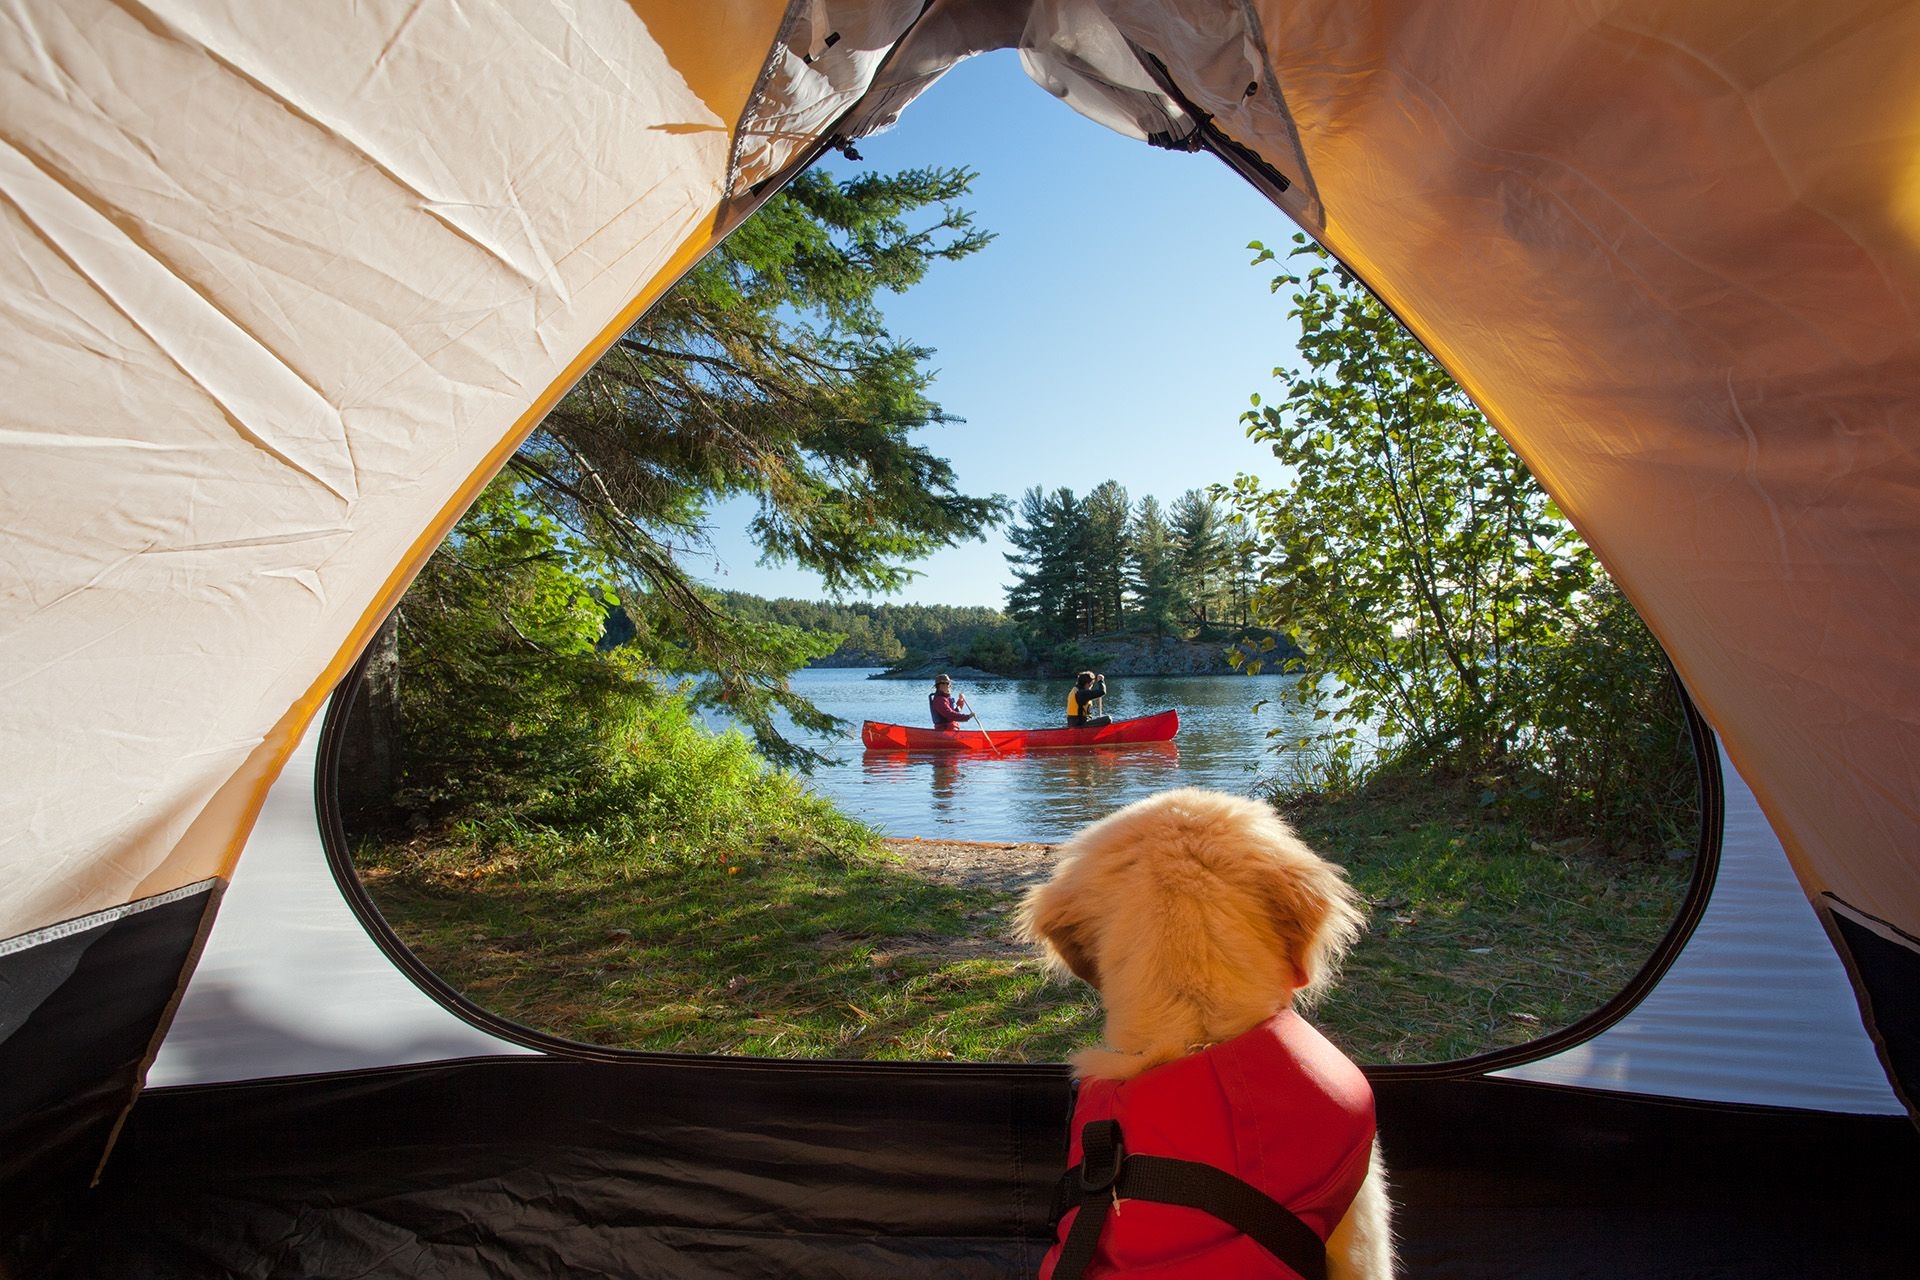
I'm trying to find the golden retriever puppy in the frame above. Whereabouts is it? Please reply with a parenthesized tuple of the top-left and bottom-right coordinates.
(1019, 788, 1394, 1280)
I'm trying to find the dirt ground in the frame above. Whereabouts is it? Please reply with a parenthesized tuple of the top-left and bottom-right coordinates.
(867, 837, 1062, 965)
(884, 836, 1060, 895)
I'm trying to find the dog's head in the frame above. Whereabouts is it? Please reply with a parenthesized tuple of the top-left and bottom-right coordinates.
(1017, 788, 1364, 1078)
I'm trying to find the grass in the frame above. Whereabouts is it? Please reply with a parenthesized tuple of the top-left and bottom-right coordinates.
(1281, 771, 1696, 1062)
(356, 765, 1694, 1068)
(357, 835, 1104, 1062)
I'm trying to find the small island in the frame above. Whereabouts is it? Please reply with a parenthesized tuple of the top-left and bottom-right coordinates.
(870, 626, 1303, 680)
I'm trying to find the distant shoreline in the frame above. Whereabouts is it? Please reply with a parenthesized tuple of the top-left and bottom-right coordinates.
(853, 629, 1303, 681)
(858, 666, 1295, 680)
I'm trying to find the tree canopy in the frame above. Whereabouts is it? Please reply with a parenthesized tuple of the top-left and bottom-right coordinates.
(1229, 235, 1690, 845)
(500, 165, 1007, 766)
(1001, 482, 1246, 645)
(365, 162, 1008, 833)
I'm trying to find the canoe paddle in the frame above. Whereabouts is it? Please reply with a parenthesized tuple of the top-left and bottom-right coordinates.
(962, 690, 1002, 756)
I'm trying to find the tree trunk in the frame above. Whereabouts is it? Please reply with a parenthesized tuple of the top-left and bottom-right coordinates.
(334, 612, 401, 829)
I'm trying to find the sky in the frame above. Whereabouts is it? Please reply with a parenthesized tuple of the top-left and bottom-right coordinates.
(697, 50, 1307, 610)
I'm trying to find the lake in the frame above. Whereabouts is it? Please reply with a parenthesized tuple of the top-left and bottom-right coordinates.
(763, 668, 1327, 843)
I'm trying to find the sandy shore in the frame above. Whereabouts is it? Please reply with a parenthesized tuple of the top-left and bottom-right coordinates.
(883, 836, 1060, 895)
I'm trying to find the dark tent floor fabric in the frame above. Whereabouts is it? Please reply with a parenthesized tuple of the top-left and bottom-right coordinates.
(0, 886, 217, 1264)
(39, 1056, 1072, 1280)
(1378, 1076, 1920, 1278)
(26, 1057, 1920, 1278)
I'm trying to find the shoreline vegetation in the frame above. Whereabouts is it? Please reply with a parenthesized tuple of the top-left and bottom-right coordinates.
(712, 593, 1302, 681)
(864, 627, 1297, 680)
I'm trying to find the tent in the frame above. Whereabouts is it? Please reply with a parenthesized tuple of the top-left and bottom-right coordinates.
(4, 2, 1917, 1274)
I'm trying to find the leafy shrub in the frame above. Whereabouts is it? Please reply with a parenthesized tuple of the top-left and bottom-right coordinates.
(1508, 580, 1699, 852)
(1234, 236, 1696, 851)
(386, 479, 875, 864)
(441, 698, 879, 871)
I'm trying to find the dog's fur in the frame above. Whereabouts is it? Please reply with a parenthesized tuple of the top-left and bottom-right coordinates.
(1017, 788, 1395, 1280)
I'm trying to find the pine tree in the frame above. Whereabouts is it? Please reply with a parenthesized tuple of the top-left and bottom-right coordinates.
(1083, 480, 1132, 635)
(1127, 495, 1180, 637)
(1170, 488, 1227, 630)
(499, 166, 1009, 765)
(1005, 486, 1087, 640)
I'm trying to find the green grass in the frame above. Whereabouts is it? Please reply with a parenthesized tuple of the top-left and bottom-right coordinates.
(1281, 771, 1696, 1062)
(358, 836, 1104, 1062)
(356, 771, 1693, 1067)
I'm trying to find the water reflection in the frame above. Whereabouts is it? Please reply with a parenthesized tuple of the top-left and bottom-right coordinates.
(859, 743, 1183, 839)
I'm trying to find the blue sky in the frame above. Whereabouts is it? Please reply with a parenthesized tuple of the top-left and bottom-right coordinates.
(698, 50, 1305, 610)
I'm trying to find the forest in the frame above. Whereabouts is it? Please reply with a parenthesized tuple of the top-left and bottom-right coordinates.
(715, 482, 1273, 678)
(710, 592, 1006, 668)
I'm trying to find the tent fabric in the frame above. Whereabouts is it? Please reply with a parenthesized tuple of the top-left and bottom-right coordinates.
(5, 0, 1912, 1080)
(1823, 902, 1920, 1119)
(28, 1063, 1920, 1279)
(147, 718, 528, 1089)
(0, 0, 785, 942)
(43, 1056, 1073, 1280)
(7, 0, 1920, 1270)
(3, 0, 1914, 1016)
(730, 0, 932, 194)
(1495, 745, 1901, 1113)
(1375, 1076, 1920, 1279)
(0, 884, 218, 1254)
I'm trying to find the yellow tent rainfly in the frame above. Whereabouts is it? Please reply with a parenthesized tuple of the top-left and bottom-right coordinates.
(3, 3, 1917, 1276)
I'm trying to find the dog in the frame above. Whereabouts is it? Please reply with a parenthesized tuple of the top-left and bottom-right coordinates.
(1018, 788, 1395, 1280)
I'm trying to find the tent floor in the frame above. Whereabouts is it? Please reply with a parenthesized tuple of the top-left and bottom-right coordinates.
(23, 1058, 1919, 1278)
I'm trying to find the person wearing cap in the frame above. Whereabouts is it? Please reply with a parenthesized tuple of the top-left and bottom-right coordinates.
(929, 674, 973, 731)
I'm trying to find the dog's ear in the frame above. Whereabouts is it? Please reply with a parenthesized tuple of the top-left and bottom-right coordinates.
(1016, 880, 1101, 989)
(1257, 840, 1364, 1005)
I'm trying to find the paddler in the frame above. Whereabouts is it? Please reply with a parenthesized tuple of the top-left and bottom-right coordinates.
(929, 674, 974, 731)
(1066, 671, 1111, 728)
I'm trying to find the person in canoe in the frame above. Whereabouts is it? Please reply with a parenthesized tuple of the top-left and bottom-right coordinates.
(929, 673, 974, 731)
(1066, 671, 1112, 728)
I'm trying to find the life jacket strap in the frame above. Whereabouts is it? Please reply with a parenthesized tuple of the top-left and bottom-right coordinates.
(1049, 1118, 1328, 1280)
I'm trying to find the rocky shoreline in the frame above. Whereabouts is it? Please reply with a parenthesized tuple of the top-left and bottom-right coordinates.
(867, 631, 1300, 680)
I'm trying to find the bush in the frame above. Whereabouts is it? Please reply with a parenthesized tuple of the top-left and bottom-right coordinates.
(437, 698, 879, 870)
(955, 625, 1027, 675)
(1508, 580, 1699, 852)
(384, 479, 876, 865)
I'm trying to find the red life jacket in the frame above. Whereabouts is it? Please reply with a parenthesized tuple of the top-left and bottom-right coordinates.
(1040, 1010, 1375, 1280)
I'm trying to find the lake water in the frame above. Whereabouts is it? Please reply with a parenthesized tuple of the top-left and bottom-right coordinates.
(767, 668, 1325, 842)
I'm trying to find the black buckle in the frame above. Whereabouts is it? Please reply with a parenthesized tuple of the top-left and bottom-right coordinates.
(1076, 1119, 1126, 1194)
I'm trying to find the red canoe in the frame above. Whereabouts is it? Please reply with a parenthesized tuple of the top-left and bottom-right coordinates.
(860, 709, 1180, 752)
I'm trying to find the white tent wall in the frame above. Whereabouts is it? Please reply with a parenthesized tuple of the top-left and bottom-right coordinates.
(148, 709, 529, 1088)
(1496, 745, 1901, 1114)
